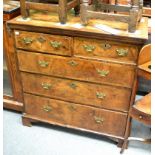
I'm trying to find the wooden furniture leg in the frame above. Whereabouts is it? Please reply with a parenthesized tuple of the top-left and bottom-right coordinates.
(117, 139, 123, 148)
(120, 116, 132, 153)
(118, 139, 129, 148)
(59, 0, 67, 24)
(118, 139, 123, 148)
(120, 78, 138, 153)
(20, 0, 28, 18)
(74, 0, 80, 15)
(22, 116, 32, 127)
(128, 7, 138, 32)
(80, 1, 89, 25)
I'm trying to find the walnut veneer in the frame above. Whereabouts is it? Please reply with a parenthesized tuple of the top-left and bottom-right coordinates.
(7, 11, 148, 148)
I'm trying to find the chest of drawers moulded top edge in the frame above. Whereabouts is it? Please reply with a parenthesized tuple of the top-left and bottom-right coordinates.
(14, 30, 141, 48)
(7, 11, 148, 44)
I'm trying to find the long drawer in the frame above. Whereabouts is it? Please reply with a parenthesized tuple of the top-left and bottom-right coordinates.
(21, 72, 131, 112)
(74, 37, 138, 64)
(14, 30, 73, 56)
(17, 50, 135, 88)
(24, 93, 127, 137)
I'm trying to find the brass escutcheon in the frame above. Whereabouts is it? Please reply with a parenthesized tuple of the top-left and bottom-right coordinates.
(101, 43, 111, 50)
(37, 36, 46, 43)
(68, 60, 78, 66)
(68, 105, 77, 111)
(69, 83, 77, 89)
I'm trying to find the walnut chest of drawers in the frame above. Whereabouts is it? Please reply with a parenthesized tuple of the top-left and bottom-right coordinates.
(7, 12, 148, 146)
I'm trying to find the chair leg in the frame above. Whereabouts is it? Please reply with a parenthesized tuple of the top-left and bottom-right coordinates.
(74, 0, 80, 16)
(58, 0, 67, 24)
(80, 2, 89, 25)
(128, 7, 138, 32)
(20, 0, 28, 19)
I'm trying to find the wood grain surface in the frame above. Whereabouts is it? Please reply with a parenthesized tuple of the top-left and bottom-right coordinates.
(24, 93, 127, 137)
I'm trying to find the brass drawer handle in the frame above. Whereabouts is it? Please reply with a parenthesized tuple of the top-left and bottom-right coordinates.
(38, 36, 46, 43)
(116, 48, 128, 57)
(43, 104, 52, 112)
(83, 45, 95, 52)
(41, 83, 52, 90)
(68, 105, 77, 111)
(94, 116, 104, 124)
(69, 82, 77, 89)
(50, 41, 62, 48)
(97, 69, 109, 77)
(68, 60, 78, 66)
(101, 43, 111, 50)
(38, 60, 49, 67)
(96, 92, 106, 99)
(22, 37, 33, 45)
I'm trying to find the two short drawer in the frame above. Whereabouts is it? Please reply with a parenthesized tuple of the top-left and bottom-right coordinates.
(14, 31, 138, 64)
(17, 50, 135, 88)
(24, 93, 127, 137)
(21, 72, 131, 112)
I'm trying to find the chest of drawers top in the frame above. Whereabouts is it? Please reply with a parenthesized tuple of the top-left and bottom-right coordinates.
(7, 11, 148, 45)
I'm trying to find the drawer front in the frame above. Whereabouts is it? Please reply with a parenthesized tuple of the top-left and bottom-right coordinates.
(14, 30, 73, 56)
(74, 37, 138, 63)
(17, 50, 135, 88)
(24, 93, 127, 137)
(21, 73, 131, 112)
